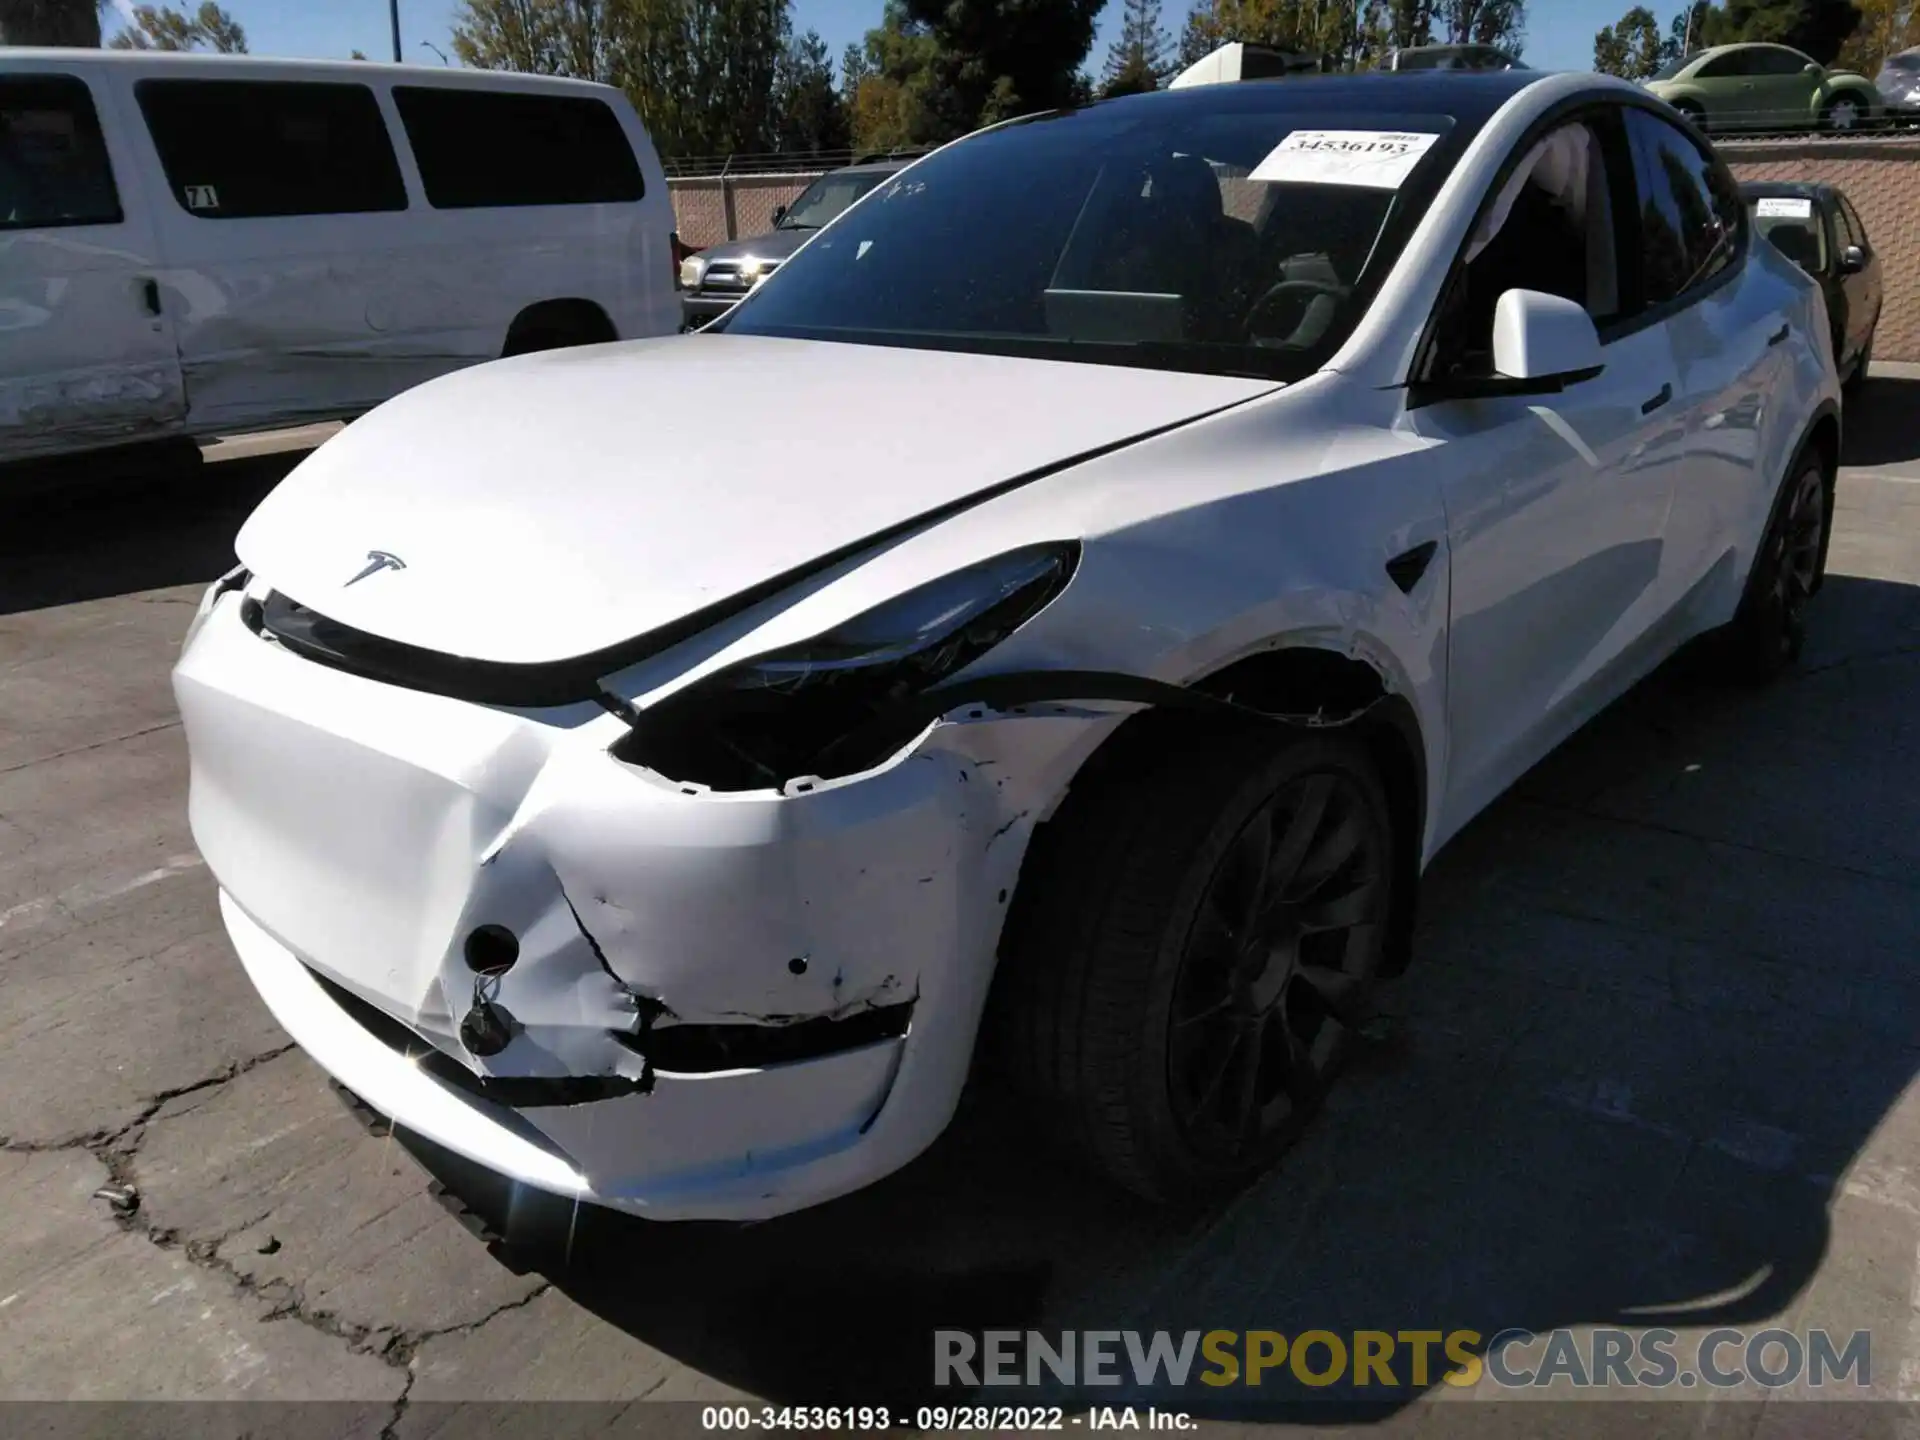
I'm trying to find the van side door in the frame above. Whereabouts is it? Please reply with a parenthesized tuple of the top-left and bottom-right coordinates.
(119, 74, 411, 432)
(0, 69, 185, 464)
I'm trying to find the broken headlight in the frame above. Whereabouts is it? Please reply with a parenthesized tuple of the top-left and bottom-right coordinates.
(181, 564, 250, 656)
(612, 543, 1079, 790)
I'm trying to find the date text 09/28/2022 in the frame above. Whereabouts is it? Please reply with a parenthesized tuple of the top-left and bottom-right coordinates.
(700, 1407, 1196, 1431)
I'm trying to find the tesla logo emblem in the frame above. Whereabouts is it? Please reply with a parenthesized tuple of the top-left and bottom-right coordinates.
(344, 550, 406, 587)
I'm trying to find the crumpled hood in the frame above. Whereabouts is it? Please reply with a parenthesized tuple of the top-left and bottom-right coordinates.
(235, 335, 1276, 666)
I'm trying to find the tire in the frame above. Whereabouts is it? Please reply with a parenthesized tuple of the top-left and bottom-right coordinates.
(1718, 447, 1831, 684)
(1824, 96, 1864, 133)
(1674, 100, 1708, 131)
(993, 725, 1401, 1206)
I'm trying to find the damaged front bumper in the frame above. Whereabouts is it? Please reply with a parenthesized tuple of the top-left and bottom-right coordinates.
(173, 589, 1107, 1221)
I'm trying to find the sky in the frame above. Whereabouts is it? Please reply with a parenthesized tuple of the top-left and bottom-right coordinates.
(113, 0, 1639, 91)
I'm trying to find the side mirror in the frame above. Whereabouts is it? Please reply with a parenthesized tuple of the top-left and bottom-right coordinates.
(1804, 62, 1822, 76)
(771, 204, 788, 225)
(1839, 243, 1867, 273)
(1492, 289, 1605, 387)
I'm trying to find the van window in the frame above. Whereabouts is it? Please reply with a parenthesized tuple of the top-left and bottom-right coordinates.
(392, 87, 643, 208)
(0, 74, 122, 230)
(135, 79, 407, 219)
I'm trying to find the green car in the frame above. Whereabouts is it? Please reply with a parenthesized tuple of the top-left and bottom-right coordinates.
(1644, 42, 1881, 133)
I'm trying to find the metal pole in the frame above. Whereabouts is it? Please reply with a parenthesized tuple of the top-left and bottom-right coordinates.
(390, 0, 402, 63)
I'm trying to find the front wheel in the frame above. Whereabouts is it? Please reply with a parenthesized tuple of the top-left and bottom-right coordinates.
(994, 727, 1402, 1205)
(1673, 99, 1708, 131)
(1719, 451, 1830, 683)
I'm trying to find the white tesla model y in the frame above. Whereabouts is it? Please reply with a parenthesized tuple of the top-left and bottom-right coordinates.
(174, 61, 1839, 1222)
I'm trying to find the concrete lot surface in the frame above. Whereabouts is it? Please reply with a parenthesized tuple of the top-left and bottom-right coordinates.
(3, 379, 1920, 1438)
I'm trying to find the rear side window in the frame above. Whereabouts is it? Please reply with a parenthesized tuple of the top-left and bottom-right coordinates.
(1837, 194, 1869, 250)
(0, 74, 122, 230)
(392, 87, 642, 208)
(136, 79, 406, 219)
(1625, 107, 1738, 308)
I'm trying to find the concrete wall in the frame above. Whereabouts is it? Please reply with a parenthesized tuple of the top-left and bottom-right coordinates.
(670, 138, 1920, 361)
(1722, 135, 1920, 362)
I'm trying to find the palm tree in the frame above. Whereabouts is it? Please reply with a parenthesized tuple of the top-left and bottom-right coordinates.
(0, 0, 106, 46)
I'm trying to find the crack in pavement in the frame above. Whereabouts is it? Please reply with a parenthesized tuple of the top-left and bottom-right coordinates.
(5, 1038, 560, 1422)
(0, 719, 183, 778)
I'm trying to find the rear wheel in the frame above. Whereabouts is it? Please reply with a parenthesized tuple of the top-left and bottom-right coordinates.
(1719, 451, 1830, 683)
(995, 727, 1401, 1205)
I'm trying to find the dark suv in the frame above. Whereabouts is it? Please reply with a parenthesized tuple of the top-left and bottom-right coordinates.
(679, 157, 914, 329)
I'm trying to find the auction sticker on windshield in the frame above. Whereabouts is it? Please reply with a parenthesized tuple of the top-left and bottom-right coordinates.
(1756, 197, 1815, 218)
(1249, 130, 1440, 189)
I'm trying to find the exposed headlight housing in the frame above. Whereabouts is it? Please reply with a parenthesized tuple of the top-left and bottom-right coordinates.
(678, 255, 706, 289)
(611, 544, 1079, 791)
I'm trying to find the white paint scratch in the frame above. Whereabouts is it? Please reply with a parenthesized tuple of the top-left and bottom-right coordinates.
(0, 853, 205, 937)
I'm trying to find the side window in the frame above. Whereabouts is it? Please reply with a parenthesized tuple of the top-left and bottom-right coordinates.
(1750, 47, 1811, 76)
(135, 79, 406, 219)
(1837, 195, 1869, 251)
(1699, 51, 1753, 78)
(1423, 115, 1629, 379)
(0, 74, 122, 230)
(1624, 107, 1736, 309)
(392, 88, 643, 209)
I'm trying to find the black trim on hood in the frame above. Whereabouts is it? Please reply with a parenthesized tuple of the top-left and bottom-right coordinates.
(245, 387, 1276, 708)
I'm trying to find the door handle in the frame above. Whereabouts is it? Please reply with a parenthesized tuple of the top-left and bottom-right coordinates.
(1767, 322, 1790, 346)
(140, 277, 162, 316)
(1640, 383, 1673, 416)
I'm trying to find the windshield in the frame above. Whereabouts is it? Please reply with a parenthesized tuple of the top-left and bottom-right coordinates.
(1650, 52, 1698, 81)
(1883, 52, 1920, 74)
(779, 169, 893, 230)
(715, 98, 1461, 382)
(1747, 196, 1827, 272)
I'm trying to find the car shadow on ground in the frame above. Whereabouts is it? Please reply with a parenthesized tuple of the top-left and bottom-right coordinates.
(0, 441, 304, 616)
(405, 564, 1920, 1423)
(1843, 373, 1920, 468)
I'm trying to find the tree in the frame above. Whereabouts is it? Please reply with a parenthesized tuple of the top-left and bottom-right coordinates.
(1700, 0, 1863, 62)
(0, 0, 105, 45)
(772, 29, 850, 155)
(452, 0, 792, 159)
(1436, 0, 1525, 48)
(895, 0, 1108, 135)
(108, 2, 247, 51)
(1838, 0, 1920, 72)
(1595, 3, 1668, 76)
(1102, 0, 1174, 93)
(840, 40, 872, 106)
(846, 2, 945, 150)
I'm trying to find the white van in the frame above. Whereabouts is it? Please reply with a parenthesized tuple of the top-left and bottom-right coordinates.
(1, 51, 681, 465)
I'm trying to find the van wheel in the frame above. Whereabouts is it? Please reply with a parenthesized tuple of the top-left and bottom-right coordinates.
(994, 727, 1399, 1206)
(501, 302, 617, 358)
